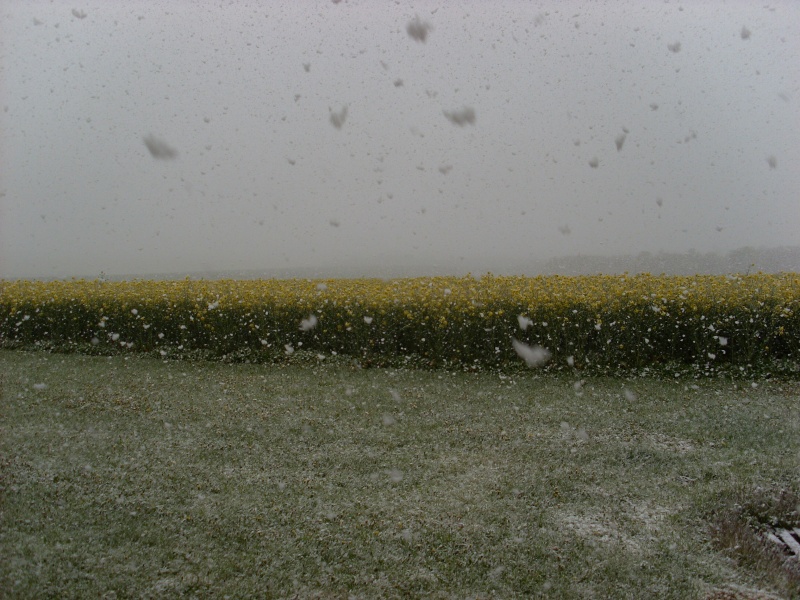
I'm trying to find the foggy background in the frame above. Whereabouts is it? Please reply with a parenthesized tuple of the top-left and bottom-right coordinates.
(1, 0, 798, 280)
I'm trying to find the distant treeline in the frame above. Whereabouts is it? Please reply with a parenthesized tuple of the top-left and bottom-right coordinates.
(539, 246, 800, 276)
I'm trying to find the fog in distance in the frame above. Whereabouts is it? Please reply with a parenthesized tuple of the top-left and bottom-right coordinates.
(1, 1, 798, 279)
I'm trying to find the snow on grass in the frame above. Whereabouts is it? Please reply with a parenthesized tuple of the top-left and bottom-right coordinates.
(1, 350, 797, 597)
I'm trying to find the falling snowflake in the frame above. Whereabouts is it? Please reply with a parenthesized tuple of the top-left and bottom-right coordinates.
(443, 107, 476, 126)
(517, 315, 533, 331)
(329, 105, 348, 129)
(741, 26, 751, 40)
(71, 9, 87, 19)
(387, 468, 403, 483)
(364, 316, 373, 324)
(143, 134, 177, 159)
(511, 339, 551, 368)
(406, 15, 431, 42)
(300, 314, 318, 331)
(667, 41, 681, 53)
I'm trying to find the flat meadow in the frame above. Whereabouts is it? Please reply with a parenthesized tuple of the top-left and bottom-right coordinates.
(1, 274, 799, 598)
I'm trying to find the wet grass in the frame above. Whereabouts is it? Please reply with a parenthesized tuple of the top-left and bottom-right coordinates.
(1, 349, 798, 598)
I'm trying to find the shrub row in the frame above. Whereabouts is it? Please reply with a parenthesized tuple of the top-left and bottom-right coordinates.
(1, 274, 798, 375)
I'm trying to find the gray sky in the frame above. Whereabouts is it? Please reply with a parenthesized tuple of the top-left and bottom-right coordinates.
(1, 0, 798, 278)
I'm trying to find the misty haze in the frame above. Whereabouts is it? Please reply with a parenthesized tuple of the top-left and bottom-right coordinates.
(3, 3, 800, 598)
(1, 1, 798, 279)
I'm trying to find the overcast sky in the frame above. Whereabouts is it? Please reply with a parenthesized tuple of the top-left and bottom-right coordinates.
(1, 0, 798, 278)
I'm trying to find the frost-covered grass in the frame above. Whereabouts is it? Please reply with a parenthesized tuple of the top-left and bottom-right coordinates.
(1, 350, 799, 598)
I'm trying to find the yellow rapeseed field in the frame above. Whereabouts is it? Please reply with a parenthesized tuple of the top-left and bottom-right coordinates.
(1, 274, 798, 373)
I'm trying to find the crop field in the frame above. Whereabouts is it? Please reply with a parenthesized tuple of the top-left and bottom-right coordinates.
(1, 274, 799, 376)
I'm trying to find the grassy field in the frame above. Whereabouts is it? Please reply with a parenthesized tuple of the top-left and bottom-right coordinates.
(1, 349, 799, 598)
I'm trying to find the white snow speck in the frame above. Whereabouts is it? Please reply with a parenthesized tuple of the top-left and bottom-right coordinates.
(284, 344, 295, 355)
(131, 308, 138, 315)
(207, 301, 219, 310)
(387, 468, 403, 483)
(71, 9, 87, 19)
(382, 415, 396, 426)
(364, 316, 373, 325)
(718, 336, 728, 346)
(566, 356, 575, 367)
(111, 333, 120, 341)
(623, 389, 637, 402)
(406, 15, 431, 42)
(300, 314, 318, 331)
(443, 106, 476, 126)
(316, 283, 328, 291)
(33, 383, 47, 390)
(511, 339, 551, 368)
(489, 566, 505, 579)
(517, 315, 533, 331)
